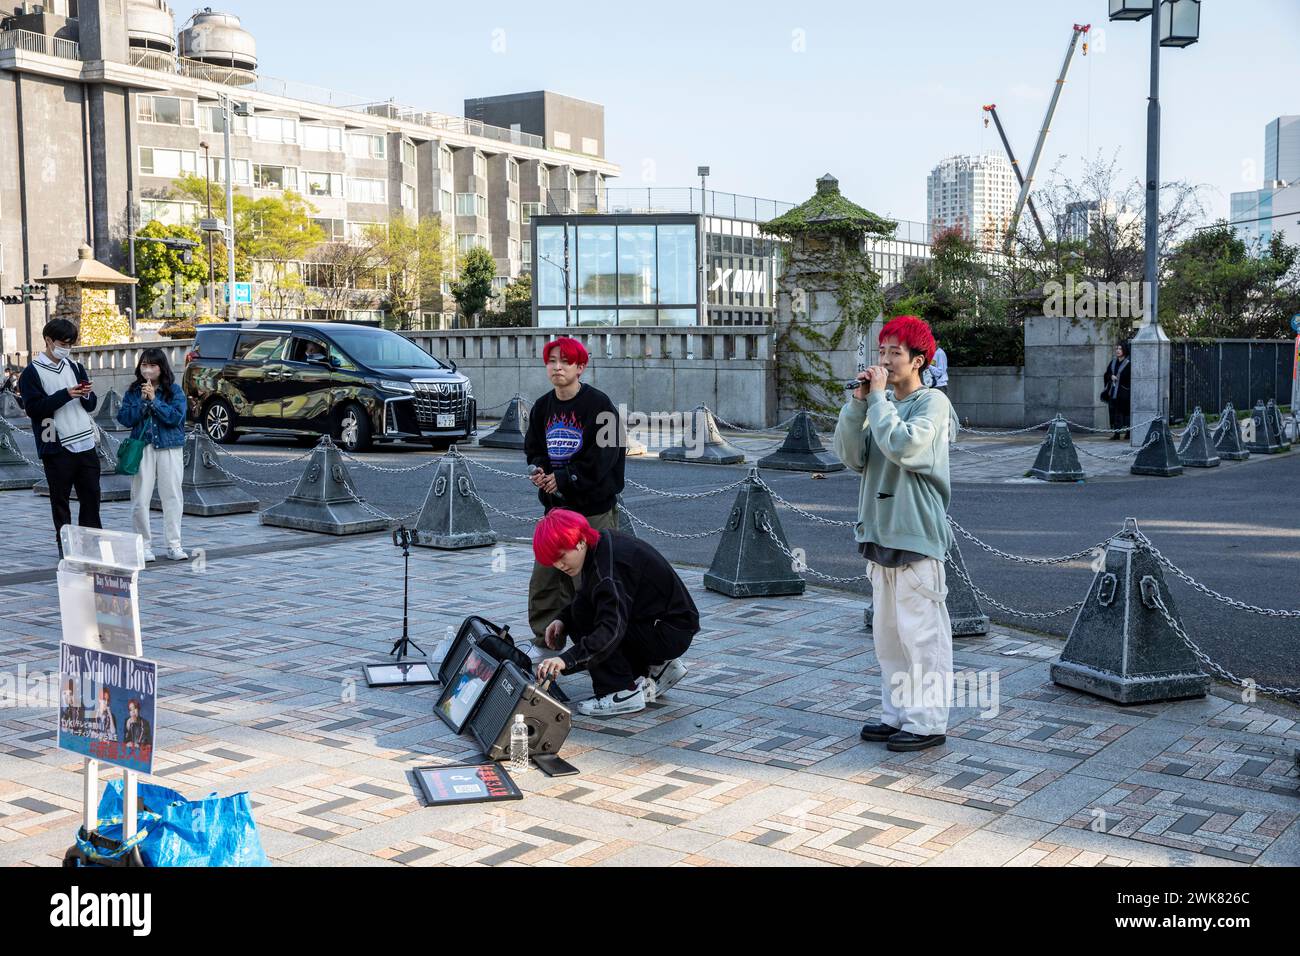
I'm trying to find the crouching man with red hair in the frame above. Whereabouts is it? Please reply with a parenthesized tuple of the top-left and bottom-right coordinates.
(532, 509, 698, 717)
(834, 315, 958, 753)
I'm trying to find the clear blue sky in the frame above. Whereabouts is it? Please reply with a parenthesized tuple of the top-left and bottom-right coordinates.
(238, 0, 1296, 224)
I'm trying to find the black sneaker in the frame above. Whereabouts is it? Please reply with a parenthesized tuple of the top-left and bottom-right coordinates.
(859, 722, 901, 742)
(886, 731, 946, 752)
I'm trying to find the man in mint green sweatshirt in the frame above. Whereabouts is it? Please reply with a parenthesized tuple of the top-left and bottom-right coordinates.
(833, 315, 956, 753)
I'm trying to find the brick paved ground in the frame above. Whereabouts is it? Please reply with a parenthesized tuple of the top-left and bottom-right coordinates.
(1, 487, 1296, 867)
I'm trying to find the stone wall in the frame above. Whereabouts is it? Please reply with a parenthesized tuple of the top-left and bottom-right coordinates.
(947, 366, 1025, 428)
(1024, 314, 1113, 429)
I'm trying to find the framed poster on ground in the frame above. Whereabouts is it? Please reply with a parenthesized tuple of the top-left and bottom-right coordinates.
(434, 647, 499, 734)
(413, 762, 522, 807)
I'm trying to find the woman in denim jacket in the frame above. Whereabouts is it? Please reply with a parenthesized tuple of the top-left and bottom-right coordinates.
(117, 348, 189, 562)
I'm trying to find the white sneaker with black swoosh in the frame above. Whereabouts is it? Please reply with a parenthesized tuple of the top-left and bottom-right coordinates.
(648, 659, 688, 697)
(577, 684, 647, 717)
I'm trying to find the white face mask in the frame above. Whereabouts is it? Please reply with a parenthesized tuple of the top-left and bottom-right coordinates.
(52, 346, 72, 361)
(141, 367, 160, 382)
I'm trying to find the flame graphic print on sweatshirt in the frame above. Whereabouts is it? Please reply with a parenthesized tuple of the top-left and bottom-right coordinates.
(545, 410, 584, 465)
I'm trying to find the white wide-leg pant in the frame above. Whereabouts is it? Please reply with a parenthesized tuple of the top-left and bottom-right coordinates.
(868, 557, 954, 736)
(131, 445, 183, 552)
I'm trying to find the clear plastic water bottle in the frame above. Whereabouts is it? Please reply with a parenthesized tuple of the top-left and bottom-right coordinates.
(432, 625, 454, 667)
(509, 714, 529, 772)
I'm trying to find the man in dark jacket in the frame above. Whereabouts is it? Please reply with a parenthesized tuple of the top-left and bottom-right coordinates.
(20, 319, 102, 553)
(534, 509, 698, 717)
(1102, 342, 1131, 440)
(523, 337, 626, 643)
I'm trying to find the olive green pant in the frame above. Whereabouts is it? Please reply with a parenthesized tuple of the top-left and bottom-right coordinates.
(528, 506, 621, 642)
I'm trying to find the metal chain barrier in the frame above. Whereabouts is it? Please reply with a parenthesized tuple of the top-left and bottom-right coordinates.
(946, 516, 1116, 566)
(618, 505, 727, 540)
(624, 476, 749, 500)
(475, 395, 530, 413)
(1145, 581, 1300, 699)
(950, 443, 1041, 461)
(1062, 415, 1161, 434)
(947, 559, 1085, 620)
(0, 432, 42, 468)
(1073, 430, 1160, 462)
(956, 420, 1054, 437)
(460, 456, 533, 482)
(752, 476, 857, 528)
(757, 516, 868, 584)
(467, 489, 537, 523)
(1133, 531, 1300, 619)
(335, 447, 442, 475)
(208, 457, 300, 488)
(335, 474, 422, 526)
(211, 446, 317, 468)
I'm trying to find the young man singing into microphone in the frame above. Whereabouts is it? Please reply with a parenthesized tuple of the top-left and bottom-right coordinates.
(834, 315, 957, 752)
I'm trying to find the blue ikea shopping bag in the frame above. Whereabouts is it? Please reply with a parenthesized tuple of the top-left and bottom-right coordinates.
(98, 779, 270, 867)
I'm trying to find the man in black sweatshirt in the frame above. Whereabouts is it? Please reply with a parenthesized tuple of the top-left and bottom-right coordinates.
(523, 337, 626, 643)
(533, 509, 698, 716)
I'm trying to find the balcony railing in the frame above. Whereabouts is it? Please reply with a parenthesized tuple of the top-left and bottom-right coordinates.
(0, 28, 80, 60)
(126, 50, 546, 151)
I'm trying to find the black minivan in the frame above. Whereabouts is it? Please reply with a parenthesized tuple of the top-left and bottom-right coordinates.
(182, 322, 476, 452)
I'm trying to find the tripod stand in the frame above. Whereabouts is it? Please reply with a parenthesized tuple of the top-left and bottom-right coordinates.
(388, 526, 424, 660)
(363, 526, 437, 687)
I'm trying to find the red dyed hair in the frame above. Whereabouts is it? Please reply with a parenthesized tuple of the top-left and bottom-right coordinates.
(533, 509, 600, 565)
(879, 315, 936, 371)
(541, 337, 589, 367)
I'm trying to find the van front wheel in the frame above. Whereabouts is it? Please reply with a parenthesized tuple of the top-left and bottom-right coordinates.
(334, 403, 373, 453)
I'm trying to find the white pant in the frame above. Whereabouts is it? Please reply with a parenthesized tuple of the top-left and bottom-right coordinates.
(131, 445, 183, 552)
(868, 557, 954, 735)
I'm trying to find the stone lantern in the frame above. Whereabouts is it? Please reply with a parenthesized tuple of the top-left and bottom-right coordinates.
(36, 244, 137, 346)
(763, 174, 897, 418)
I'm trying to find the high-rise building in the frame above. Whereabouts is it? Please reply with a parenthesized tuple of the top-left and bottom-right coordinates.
(1058, 199, 1140, 245)
(0, 2, 620, 353)
(926, 154, 1018, 250)
(1230, 116, 1300, 251)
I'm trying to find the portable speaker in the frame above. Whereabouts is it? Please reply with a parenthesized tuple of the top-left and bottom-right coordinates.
(468, 661, 572, 760)
(437, 615, 531, 686)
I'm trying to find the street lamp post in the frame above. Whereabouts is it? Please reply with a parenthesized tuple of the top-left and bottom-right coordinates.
(538, 226, 573, 327)
(1109, 0, 1200, 444)
(200, 140, 215, 314)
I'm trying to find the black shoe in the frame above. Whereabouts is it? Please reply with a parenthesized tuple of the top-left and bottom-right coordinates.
(860, 722, 901, 742)
(886, 731, 946, 752)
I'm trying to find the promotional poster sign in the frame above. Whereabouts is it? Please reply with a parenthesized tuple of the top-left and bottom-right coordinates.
(58, 643, 157, 774)
(413, 762, 522, 807)
(56, 568, 142, 657)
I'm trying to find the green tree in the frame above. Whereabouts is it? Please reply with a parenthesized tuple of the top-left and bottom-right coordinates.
(482, 272, 532, 328)
(126, 220, 211, 319)
(1160, 226, 1300, 339)
(450, 246, 497, 327)
(372, 217, 450, 330)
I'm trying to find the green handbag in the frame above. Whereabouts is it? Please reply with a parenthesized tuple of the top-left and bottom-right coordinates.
(115, 416, 148, 476)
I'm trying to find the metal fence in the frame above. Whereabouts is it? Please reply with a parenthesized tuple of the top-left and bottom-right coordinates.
(1169, 339, 1295, 420)
(0, 28, 80, 60)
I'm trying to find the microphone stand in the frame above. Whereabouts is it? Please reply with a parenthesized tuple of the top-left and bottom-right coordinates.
(389, 525, 425, 660)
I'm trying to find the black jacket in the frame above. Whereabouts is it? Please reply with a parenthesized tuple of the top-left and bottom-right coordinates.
(1103, 358, 1131, 410)
(19, 358, 98, 457)
(558, 530, 700, 670)
(524, 383, 625, 516)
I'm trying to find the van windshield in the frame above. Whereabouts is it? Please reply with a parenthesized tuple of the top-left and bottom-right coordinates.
(328, 329, 446, 370)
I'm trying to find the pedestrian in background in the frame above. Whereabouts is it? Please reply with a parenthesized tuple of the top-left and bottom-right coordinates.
(19, 319, 101, 555)
(2, 363, 23, 408)
(1102, 342, 1131, 440)
(117, 347, 189, 562)
(923, 343, 949, 395)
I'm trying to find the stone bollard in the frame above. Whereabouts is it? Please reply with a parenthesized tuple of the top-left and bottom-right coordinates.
(477, 395, 529, 450)
(1050, 517, 1209, 705)
(757, 411, 844, 473)
(34, 428, 132, 500)
(1265, 399, 1290, 453)
(1130, 419, 1182, 477)
(411, 447, 498, 549)
(704, 467, 805, 597)
(1245, 400, 1287, 454)
(1174, 407, 1219, 468)
(1029, 414, 1084, 482)
(1211, 404, 1249, 461)
(92, 388, 130, 432)
(0, 391, 24, 421)
(152, 432, 258, 516)
(660, 405, 746, 465)
(259, 436, 390, 535)
(0, 417, 39, 489)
